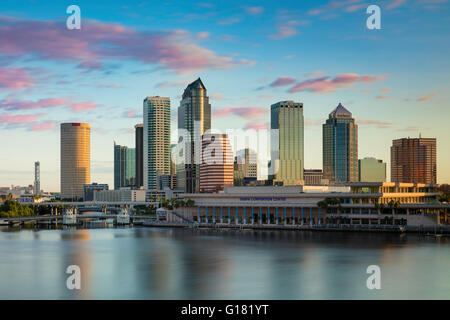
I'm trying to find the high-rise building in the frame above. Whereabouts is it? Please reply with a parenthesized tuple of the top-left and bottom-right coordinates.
(270, 101, 304, 186)
(114, 143, 135, 189)
(60, 123, 90, 200)
(135, 124, 144, 188)
(359, 157, 386, 182)
(234, 148, 257, 186)
(199, 133, 234, 193)
(391, 137, 437, 184)
(34, 161, 40, 195)
(177, 78, 211, 193)
(303, 169, 323, 185)
(83, 183, 108, 201)
(143, 96, 171, 190)
(323, 103, 358, 183)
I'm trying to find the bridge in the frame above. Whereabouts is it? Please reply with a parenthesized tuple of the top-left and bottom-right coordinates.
(1, 214, 157, 225)
(22, 201, 158, 207)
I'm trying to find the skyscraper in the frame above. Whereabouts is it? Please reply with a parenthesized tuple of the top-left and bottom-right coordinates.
(135, 123, 144, 188)
(60, 123, 90, 200)
(323, 103, 358, 183)
(358, 157, 386, 182)
(177, 78, 211, 193)
(199, 133, 234, 193)
(34, 161, 40, 195)
(143, 97, 171, 190)
(391, 137, 437, 184)
(114, 143, 135, 189)
(270, 101, 304, 186)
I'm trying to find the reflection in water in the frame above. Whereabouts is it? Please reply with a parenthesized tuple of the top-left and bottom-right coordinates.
(0, 226, 449, 299)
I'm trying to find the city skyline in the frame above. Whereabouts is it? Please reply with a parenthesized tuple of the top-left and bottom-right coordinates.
(1, 0, 449, 191)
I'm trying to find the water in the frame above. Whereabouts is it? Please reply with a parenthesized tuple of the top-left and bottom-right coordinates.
(0, 225, 449, 299)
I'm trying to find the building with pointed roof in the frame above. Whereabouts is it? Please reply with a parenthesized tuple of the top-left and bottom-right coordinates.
(323, 103, 358, 183)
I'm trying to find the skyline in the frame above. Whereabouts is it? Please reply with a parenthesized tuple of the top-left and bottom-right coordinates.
(1, 0, 449, 191)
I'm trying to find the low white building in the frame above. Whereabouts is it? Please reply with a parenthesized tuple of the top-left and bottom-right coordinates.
(94, 189, 146, 202)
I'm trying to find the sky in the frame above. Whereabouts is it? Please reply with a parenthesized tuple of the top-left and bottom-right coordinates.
(0, 0, 449, 192)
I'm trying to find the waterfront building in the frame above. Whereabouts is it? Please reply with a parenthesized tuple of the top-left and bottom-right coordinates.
(177, 78, 211, 193)
(270, 101, 304, 186)
(157, 174, 171, 190)
(135, 124, 144, 188)
(359, 157, 386, 182)
(199, 133, 234, 193)
(94, 189, 146, 202)
(391, 137, 437, 184)
(83, 183, 109, 201)
(34, 161, 40, 195)
(60, 123, 90, 200)
(304, 169, 323, 185)
(114, 143, 135, 189)
(234, 148, 257, 186)
(323, 103, 358, 183)
(143, 97, 171, 190)
(173, 183, 449, 228)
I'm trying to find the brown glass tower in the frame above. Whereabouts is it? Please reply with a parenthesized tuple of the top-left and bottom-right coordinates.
(391, 137, 437, 184)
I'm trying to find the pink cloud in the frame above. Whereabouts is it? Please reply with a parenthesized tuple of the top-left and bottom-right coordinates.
(213, 107, 267, 119)
(0, 97, 68, 111)
(244, 122, 268, 130)
(0, 67, 34, 90)
(376, 95, 389, 100)
(0, 16, 253, 75)
(270, 77, 296, 88)
(288, 73, 385, 93)
(308, 0, 363, 16)
(30, 121, 54, 131)
(386, 0, 407, 10)
(345, 4, 368, 12)
(0, 113, 44, 124)
(70, 102, 98, 112)
(245, 6, 264, 15)
(417, 93, 436, 102)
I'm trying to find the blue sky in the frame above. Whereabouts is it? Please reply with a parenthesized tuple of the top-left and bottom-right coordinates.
(0, 0, 449, 191)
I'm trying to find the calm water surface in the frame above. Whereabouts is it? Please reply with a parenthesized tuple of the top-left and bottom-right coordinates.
(0, 226, 449, 299)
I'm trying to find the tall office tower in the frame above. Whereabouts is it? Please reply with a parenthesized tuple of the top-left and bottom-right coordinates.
(359, 157, 386, 182)
(199, 133, 234, 193)
(323, 103, 358, 183)
(135, 124, 144, 188)
(170, 143, 177, 190)
(270, 101, 304, 186)
(177, 78, 211, 193)
(143, 97, 171, 190)
(114, 143, 136, 189)
(60, 123, 90, 200)
(391, 137, 437, 184)
(234, 148, 258, 186)
(34, 161, 40, 195)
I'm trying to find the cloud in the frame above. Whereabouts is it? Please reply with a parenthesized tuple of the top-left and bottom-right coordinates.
(379, 87, 391, 92)
(288, 73, 385, 93)
(154, 80, 194, 89)
(0, 113, 45, 124)
(70, 102, 98, 112)
(270, 76, 296, 88)
(417, 93, 436, 102)
(197, 31, 210, 40)
(30, 121, 55, 131)
(210, 92, 224, 100)
(213, 107, 267, 119)
(0, 98, 68, 111)
(244, 122, 268, 130)
(245, 6, 264, 15)
(345, 3, 368, 12)
(358, 119, 394, 128)
(269, 20, 306, 40)
(123, 109, 141, 118)
(0, 16, 253, 75)
(386, 0, 408, 10)
(308, 0, 364, 16)
(218, 17, 241, 25)
(0, 67, 34, 90)
(376, 95, 389, 99)
(304, 71, 327, 78)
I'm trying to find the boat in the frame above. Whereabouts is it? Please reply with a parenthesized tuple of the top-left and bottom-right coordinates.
(116, 207, 130, 225)
(63, 208, 77, 225)
(0, 219, 9, 226)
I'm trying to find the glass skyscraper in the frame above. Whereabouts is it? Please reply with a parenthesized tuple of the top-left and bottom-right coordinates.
(143, 97, 171, 190)
(323, 103, 358, 183)
(270, 101, 304, 185)
(114, 142, 135, 189)
(177, 78, 211, 193)
(135, 123, 143, 188)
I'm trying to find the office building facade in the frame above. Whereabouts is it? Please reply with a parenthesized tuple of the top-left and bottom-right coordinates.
(359, 157, 386, 182)
(391, 137, 437, 184)
(60, 123, 90, 200)
(323, 103, 358, 183)
(270, 101, 304, 186)
(143, 97, 171, 190)
(304, 169, 323, 185)
(114, 143, 135, 189)
(135, 124, 144, 188)
(199, 133, 234, 193)
(177, 78, 211, 193)
(83, 183, 109, 201)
